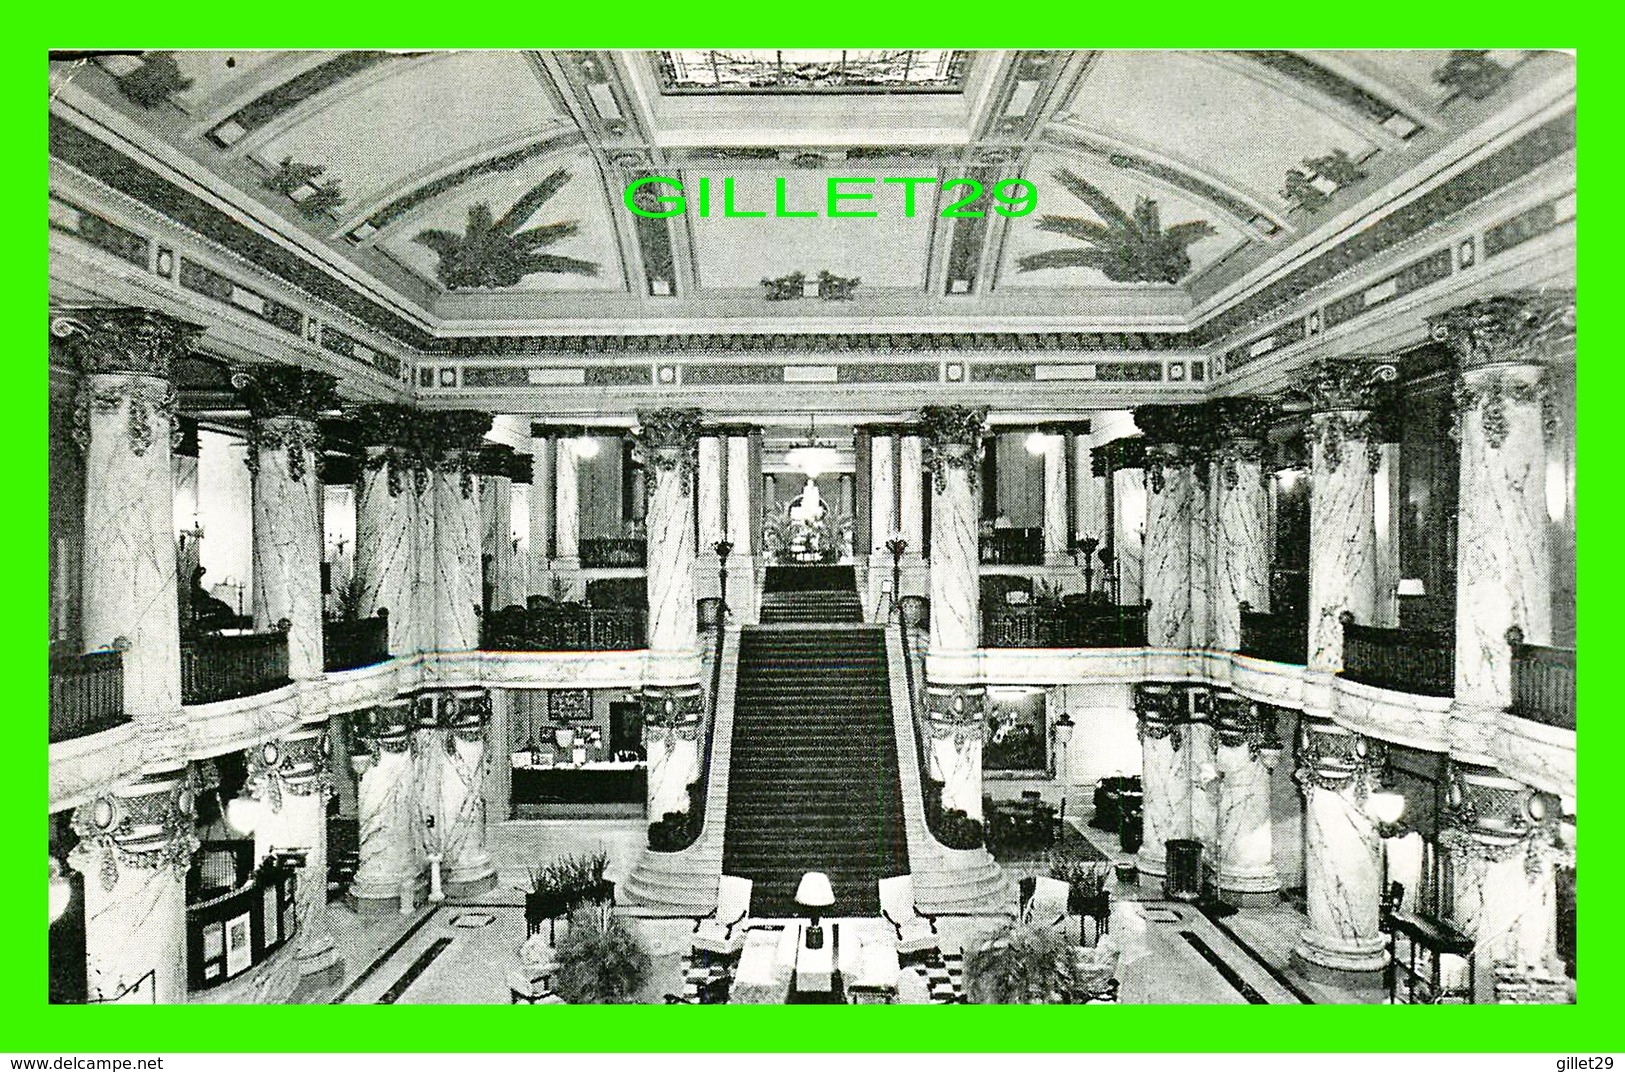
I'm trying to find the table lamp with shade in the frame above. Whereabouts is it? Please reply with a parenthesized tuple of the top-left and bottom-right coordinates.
(795, 871, 835, 950)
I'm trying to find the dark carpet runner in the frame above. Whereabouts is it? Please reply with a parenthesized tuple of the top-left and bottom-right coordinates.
(722, 570, 907, 916)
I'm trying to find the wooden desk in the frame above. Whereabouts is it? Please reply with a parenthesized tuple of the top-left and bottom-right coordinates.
(1385, 910, 1475, 1004)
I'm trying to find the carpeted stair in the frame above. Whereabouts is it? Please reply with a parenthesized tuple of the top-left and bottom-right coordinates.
(722, 624, 908, 916)
(759, 565, 863, 623)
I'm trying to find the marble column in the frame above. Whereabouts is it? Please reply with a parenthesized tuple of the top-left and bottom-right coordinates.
(239, 367, 338, 682)
(898, 434, 924, 552)
(436, 689, 496, 896)
(1212, 437, 1269, 651)
(726, 434, 756, 622)
(636, 410, 703, 685)
(553, 436, 581, 571)
(349, 700, 422, 911)
(70, 769, 198, 1004)
(641, 684, 704, 822)
(1112, 467, 1145, 605)
(54, 309, 200, 734)
(356, 446, 419, 656)
(1135, 684, 1192, 879)
(528, 437, 554, 595)
(479, 467, 514, 610)
(926, 685, 986, 821)
(433, 465, 482, 652)
(1294, 720, 1386, 973)
(928, 442, 980, 655)
(1075, 437, 1107, 545)
(1144, 447, 1198, 649)
(1043, 433, 1071, 566)
(1431, 293, 1574, 708)
(1442, 765, 1565, 992)
(1212, 695, 1281, 899)
(245, 720, 341, 976)
(870, 434, 897, 553)
(697, 435, 725, 555)
(1296, 361, 1394, 671)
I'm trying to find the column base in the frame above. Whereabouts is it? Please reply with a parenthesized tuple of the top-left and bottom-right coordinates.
(1293, 927, 1388, 974)
(1218, 864, 1281, 900)
(445, 862, 497, 899)
(296, 930, 343, 977)
(349, 873, 429, 917)
(1136, 847, 1167, 879)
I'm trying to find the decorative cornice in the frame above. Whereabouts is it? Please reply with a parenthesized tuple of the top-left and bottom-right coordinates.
(1428, 290, 1576, 371)
(50, 306, 202, 377)
(918, 405, 988, 493)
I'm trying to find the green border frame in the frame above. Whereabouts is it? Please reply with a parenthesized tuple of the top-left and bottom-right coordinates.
(15, 7, 1608, 1053)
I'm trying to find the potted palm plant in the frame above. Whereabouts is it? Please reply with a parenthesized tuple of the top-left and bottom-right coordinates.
(552, 907, 652, 1004)
(964, 921, 1081, 1004)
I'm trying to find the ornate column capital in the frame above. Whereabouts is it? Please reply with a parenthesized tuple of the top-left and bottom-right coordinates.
(69, 769, 199, 891)
(1133, 404, 1218, 491)
(1293, 719, 1382, 799)
(1439, 763, 1567, 869)
(246, 722, 334, 812)
(924, 684, 986, 748)
(1428, 290, 1576, 371)
(1286, 358, 1399, 415)
(348, 405, 493, 496)
(632, 408, 704, 495)
(1090, 435, 1147, 477)
(442, 689, 492, 740)
(50, 306, 203, 377)
(236, 366, 335, 485)
(1213, 693, 1282, 762)
(639, 683, 703, 754)
(1134, 682, 1210, 747)
(1207, 397, 1276, 491)
(917, 405, 987, 492)
(350, 698, 413, 763)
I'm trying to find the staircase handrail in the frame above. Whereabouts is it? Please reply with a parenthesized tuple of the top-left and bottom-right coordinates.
(898, 607, 934, 822)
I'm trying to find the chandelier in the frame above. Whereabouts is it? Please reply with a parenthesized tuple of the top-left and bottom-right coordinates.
(785, 416, 839, 478)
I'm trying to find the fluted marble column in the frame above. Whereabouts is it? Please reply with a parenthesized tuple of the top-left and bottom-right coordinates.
(245, 720, 341, 976)
(1442, 765, 1565, 992)
(356, 441, 420, 656)
(637, 410, 703, 683)
(870, 434, 896, 552)
(435, 690, 496, 895)
(239, 367, 337, 681)
(1294, 720, 1386, 972)
(1144, 448, 1198, 649)
(70, 769, 198, 1003)
(1212, 695, 1281, 899)
(1431, 294, 1573, 707)
(641, 684, 703, 822)
(54, 309, 200, 734)
(1135, 684, 1192, 879)
(1212, 434, 1270, 651)
(349, 700, 422, 911)
(1296, 361, 1394, 671)
(926, 685, 986, 821)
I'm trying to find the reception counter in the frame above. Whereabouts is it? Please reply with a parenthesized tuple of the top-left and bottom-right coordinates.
(510, 759, 647, 819)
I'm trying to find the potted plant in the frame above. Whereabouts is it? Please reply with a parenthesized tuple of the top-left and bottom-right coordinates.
(934, 808, 985, 850)
(552, 907, 652, 1004)
(1050, 858, 1113, 922)
(964, 921, 1081, 1004)
(517, 850, 614, 939)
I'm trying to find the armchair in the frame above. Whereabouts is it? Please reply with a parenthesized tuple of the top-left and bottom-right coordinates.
(691, 874, 753, 959)
(878, 875, 940, 961)
(1020, 876, 1071, 932)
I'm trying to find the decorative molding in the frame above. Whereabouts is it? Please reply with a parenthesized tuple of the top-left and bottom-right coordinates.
(69, 377, 181, 458)
(70, 774, 198, 891)
(1293, 719, 1380, 798)
(924, 685, 986, 748)
(348, 404, 493, 496)
(246, 727, 333, 813)
(206, 52, 402, 147)
(1213, 693, 1281, 762)
(349, 700, 413, 762)
(1438, 763, 1564, 871)
(639, 684, 703, 754)
(50, 306, 202, 377)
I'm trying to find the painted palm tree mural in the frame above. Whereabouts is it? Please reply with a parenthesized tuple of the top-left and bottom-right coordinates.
(1016, 169, 1216, 284)
(412, 168, 600, 289)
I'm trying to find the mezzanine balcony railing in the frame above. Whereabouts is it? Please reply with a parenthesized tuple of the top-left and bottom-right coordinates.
(982, 602, 1148, 648)
(49, 648, 127, 744)
(479, 603, 645, 652)
(1507, 628, 1575, 730)
(1339, 614, 1454, 698)
(181, 626, 291, 705)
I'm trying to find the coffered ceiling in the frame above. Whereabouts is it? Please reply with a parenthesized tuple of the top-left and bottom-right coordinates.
(48, 48, 1574, 343)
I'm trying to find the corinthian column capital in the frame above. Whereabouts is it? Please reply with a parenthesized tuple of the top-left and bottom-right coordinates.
(1429, 290, 1576, 371)
(633, 408, 704, 495)
(50, 306, 203, 377)
(917, 405, 987, 492)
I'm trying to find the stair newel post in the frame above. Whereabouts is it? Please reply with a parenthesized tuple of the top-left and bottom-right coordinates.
(633, 410, 707, 840)
(919, 406, 988, 824)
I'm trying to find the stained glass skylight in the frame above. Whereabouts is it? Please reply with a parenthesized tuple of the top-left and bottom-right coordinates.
(654, 50, 968, 94)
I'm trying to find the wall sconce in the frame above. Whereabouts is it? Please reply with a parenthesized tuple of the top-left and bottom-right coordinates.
(572, 433, 601, 460)
(226, 795, 262, 837)
(1368, 789, 1408, 839)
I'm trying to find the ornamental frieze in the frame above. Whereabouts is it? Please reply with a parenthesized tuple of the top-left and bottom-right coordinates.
(50, 306, 203, 377)
(70, 773, 199, 891)
(1428, 290, 1575, 371)
(918, 405, 988, 493)
(1450, 369, 1559, 449)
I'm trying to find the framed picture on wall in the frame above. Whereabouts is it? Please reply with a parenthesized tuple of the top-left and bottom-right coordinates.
(549, 689, 592, 722)
(225, 912, 253, 977)
(201, 921, 225, 981)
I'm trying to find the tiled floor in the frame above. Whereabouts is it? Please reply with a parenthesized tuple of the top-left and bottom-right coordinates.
(317, 816, 1385, 1005)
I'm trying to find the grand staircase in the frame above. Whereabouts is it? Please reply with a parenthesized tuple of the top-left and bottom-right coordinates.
(759, 565, 863, 624)
(723, 567, 906, 916)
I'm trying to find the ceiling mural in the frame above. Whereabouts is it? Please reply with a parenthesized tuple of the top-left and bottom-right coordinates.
(48, 48, 1574, 334)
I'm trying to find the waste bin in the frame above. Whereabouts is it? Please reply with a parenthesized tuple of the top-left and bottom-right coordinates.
(1165, 839, 1203, 902)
